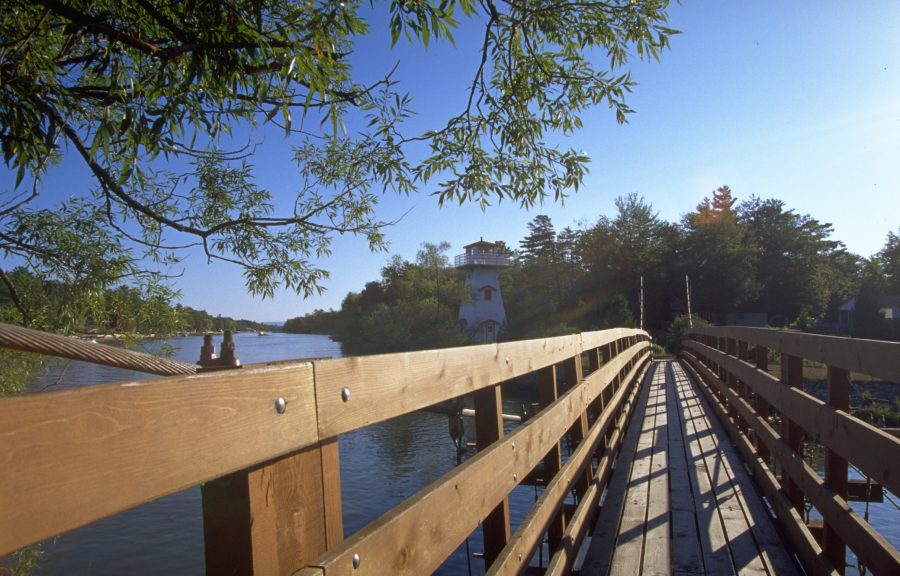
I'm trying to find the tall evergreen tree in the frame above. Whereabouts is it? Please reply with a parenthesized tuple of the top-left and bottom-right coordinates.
(679, 186, 757, 319)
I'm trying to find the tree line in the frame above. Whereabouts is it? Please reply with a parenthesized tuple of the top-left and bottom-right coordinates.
(285, 187, 900, 353)
(0, 266, 267, 337)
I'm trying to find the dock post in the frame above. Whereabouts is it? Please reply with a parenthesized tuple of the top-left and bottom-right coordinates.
(824, 365, 850, 574)
(754, 345, 771, 465)
(538, 364, 565, 554)
(474, 382, 511, 566)
(781, 354, 805, 514)
(564, 354, 591, 501)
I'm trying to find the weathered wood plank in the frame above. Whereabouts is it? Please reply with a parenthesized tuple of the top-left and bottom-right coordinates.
(674, 366, 737, 576)
(609, 393, 655, 575)
(671, 363, 775, 576)
(683, 340, 900, 497)
(681, 371, 799, 576)
(314, 330, 647, 438)
(642, 365, 671, 576)
(665, 362, 704, 576)
(544, 359, 652, 576)
(0, 361, 318, 556)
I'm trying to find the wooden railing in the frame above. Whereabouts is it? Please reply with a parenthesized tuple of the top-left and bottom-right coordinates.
(0, 328, 651, 575)
(682, 327, 900, 576)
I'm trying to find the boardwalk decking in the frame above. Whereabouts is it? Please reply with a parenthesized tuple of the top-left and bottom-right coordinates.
(580, 361, 801, 576)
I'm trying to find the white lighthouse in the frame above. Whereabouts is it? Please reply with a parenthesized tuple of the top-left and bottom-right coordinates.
(455, 239, 511, 343)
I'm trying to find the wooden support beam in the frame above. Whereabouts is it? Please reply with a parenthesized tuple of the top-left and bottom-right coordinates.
(202, 440, 343, 575)
(755, 344, 771, 465)
(737, 340, 750, 436)
(825, 365, 850, 575)
(564, 354, 591, 500)
(782, 354, 805, 514)
(475, 384, 511, 566)
(538, 365, 564, 554)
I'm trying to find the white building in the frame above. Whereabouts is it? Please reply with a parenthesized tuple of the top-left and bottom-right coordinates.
(455, 239, 511, 343)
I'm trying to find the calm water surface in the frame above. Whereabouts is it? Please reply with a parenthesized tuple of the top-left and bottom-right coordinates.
(13, 333, 900, 575)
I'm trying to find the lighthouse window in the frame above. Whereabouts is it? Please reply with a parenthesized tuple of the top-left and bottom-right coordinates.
(483, 288, 492, 301)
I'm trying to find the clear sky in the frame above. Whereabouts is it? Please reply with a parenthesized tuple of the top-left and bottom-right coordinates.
(5, 1, 900, 322)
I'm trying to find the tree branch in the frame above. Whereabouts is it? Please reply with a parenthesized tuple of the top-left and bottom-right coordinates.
(0, 266, 32, 326)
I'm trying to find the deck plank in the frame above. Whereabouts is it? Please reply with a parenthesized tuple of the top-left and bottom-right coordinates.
(673, 363, 766, 576)
(609, 369, 658, 575)
(642, 366, 671, 576)
(673, 365, 738, 576)
(580, 361, 801, 576)
(666, 362, 705, 576)
(670, 362, 801, 576)
(581, 363, 657, 576)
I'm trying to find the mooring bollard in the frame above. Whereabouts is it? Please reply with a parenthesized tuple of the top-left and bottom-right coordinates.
(197, 330, 242, 372)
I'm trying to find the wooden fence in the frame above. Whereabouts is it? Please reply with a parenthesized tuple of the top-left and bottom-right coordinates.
(682, 327, 900, 576)
(1, 328, 650, 575)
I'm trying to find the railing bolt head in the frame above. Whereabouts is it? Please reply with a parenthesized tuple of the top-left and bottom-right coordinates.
(352, 553, 361, 569)
(275, 397, 286, 414)
(341, 387, 351, 402)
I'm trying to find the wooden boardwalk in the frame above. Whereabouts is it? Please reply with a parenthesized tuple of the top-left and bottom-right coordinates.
(580, 361, 801, 576)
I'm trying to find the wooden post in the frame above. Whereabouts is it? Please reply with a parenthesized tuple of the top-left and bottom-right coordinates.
(825, 366, 850, 574)
(474, 383, 511, 566)
(538, 365, 565, 554)
(564, 354, 591, 501)
(781, 354, 805, 514)
(202, 439, 343, 575)
(736, 341, 750, 436)
(755, 345, 771, 465)
(726, 338, 739, 432)
(586, 349, 603, 424)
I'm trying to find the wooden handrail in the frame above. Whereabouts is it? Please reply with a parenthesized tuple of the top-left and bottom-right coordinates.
(682, 328, 900, 576)
(1, 328, 650, 576)
(687, 326, 900, 382)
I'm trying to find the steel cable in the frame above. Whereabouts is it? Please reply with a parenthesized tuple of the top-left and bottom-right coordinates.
(0, 322, 197, 377)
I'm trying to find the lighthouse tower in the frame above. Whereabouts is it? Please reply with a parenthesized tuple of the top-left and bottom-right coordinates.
(455, 239, 511, 343)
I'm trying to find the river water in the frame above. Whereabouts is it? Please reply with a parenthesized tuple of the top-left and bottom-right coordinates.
(11, 332, 900, 575)
(20, 332, 539, 575)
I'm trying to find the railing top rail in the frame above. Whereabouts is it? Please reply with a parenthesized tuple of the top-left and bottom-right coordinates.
(686, 326, 900, 382)
(314, 327, 645, 437)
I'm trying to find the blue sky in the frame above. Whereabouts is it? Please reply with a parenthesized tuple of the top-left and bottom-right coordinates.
(4, 1, 900, 322)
